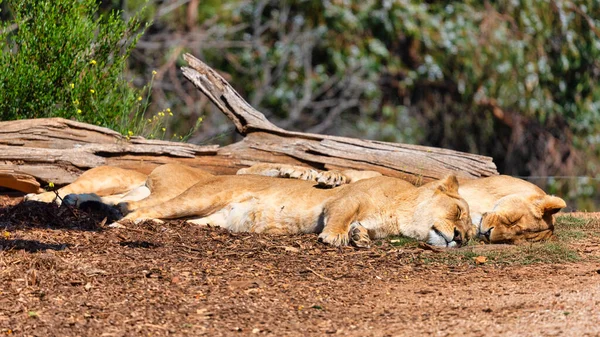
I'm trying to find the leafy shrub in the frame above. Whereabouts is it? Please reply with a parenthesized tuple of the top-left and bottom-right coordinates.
(180, 0, 599, 175)
(0, 0, 148, 132)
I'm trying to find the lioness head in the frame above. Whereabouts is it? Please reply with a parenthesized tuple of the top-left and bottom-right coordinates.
(477, 194, 566, 244)
(416, 175, 473, 247)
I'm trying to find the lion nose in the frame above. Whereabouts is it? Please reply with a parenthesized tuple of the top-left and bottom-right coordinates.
(481, 227, 494, 241)
(453, 228, 463, 244)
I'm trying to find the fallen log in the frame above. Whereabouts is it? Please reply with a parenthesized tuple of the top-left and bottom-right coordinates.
(0, 54, 497, 193)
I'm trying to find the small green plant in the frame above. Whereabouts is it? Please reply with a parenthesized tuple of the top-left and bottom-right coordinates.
(120, 81, 205, 142)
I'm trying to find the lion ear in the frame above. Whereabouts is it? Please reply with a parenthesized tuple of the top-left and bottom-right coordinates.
(436, 175, 459, 195)
(535, 195, 567, 215)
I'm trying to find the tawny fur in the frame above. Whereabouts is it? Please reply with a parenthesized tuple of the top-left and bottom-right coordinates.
(242, 165, 567, 244)
(27, 167, 148, 205)
(458, 176, 566, 243)
(25, 164, 472, 248)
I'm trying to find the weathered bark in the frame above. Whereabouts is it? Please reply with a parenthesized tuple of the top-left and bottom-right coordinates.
(0, 54, 497, 193)
(181, 53, 497, 180)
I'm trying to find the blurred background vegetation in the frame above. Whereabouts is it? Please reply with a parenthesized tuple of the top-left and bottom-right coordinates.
(1, 0, 599, 209)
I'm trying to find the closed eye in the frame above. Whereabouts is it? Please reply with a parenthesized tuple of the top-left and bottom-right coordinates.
(505, 215, 523, 226)
(501, 215, 523, 227)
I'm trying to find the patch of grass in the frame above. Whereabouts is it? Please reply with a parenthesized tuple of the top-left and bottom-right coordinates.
(555, 215, 592, 242)
(556, 230, 587, 241)
(419, 241, 580, 266)
(390, 214, 599, 266)
(386, 236, 420, 248)
(462, 239, 481, 247)
(556, 215, 590, 229)
(505, 242, 580, 264)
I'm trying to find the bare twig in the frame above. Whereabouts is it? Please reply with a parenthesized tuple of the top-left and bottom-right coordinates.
(305, 267, 338, 283)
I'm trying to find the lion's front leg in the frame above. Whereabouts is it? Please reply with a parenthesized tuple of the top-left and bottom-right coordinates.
(318, 221, 372, 248)
(318, 198, 370, 247)
(24, 166, 147, 206)
(24, 191, 58, 203)
(119, 184, 229, 225)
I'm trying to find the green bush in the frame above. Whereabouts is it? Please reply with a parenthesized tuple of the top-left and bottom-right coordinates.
(183, 0, 599, 175)
(0, 0, 148, 132)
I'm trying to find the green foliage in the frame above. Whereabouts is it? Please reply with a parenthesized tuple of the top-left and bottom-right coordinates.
(120, 98, 204, 142)
(201, 0, 417, 141)
(6, 0, 595, 167)
(0, 0, 148, 132)
(416, 1, 600, 148)
(178, 0, 599, 174)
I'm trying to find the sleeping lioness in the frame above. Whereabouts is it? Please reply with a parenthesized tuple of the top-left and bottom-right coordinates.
(24, 164, 472, 248)
(238, 164, 567, 244)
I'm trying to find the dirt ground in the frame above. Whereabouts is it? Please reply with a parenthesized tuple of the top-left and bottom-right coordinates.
(1, 194, 600, 337)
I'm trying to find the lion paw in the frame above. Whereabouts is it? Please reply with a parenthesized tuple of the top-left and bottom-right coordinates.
(349, 223, 371, 248)
(280, 167, 319, 182)
(316, 171, 348, 187)
(62, 193, 104, 207)
(110, 218, 163, 228)
(318, 231, 350, 247)
(131, 218, 164, 226)
(108, 222, 127, 229)
(24, 191, 58, 204)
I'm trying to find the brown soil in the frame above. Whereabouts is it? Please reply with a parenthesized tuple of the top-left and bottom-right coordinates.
(1, 195, 599, 337)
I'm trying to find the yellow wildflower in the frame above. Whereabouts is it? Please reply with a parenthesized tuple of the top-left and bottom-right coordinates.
(152, 70, 157, 75)
(166, 108, 171, 112)
(161, 127, 166, 132)
(147, 118, 152, 123)
(137, 96, 142, 101)
(90, 60, 97, 65)
(90, 89, 95, 94)
(169, 111, 173, 116)
(158, 112, 165, 117)
(74, 99, 79, 105)
(77, 109, 82, 114)
(49, 182, 55, 188)
(127, 130, 134, 136)
(70, 83, 74, 89)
